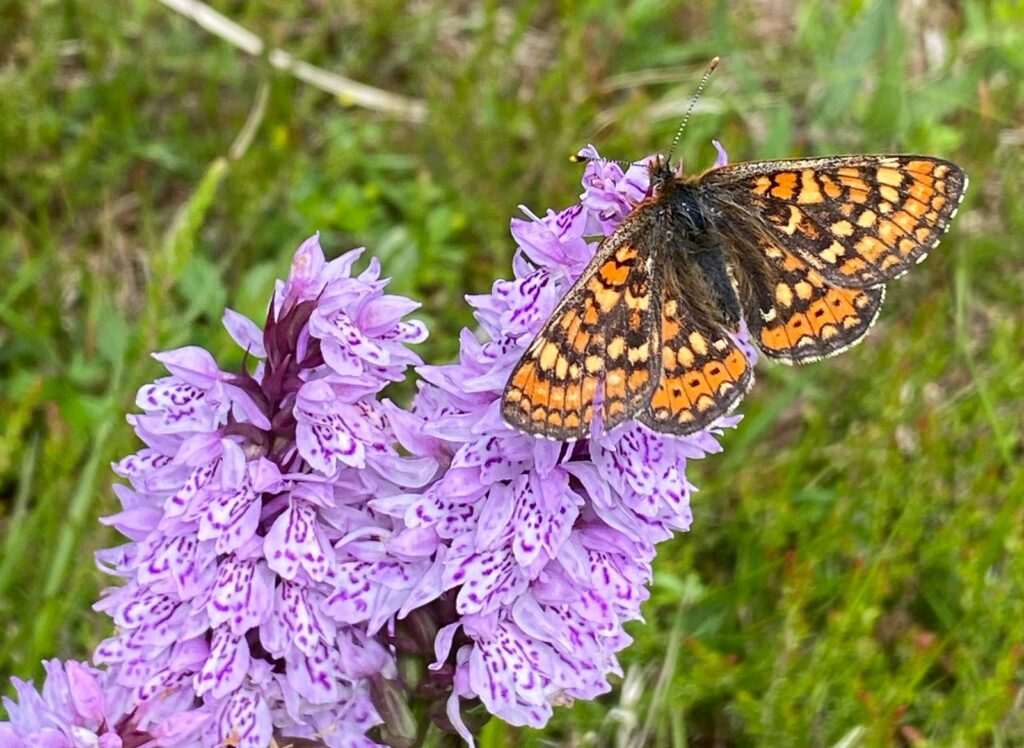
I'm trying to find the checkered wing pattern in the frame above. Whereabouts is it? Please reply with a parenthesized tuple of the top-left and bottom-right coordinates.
(704, 155, 968, 289)
(502, 226, 660, 439)
(704, 155, 966, 361)
(639, 292, 752, 433)
(726, 234, 887, 364)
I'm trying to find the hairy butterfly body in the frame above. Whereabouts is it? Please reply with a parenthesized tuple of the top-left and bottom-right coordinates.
(501, 153, 967, 440)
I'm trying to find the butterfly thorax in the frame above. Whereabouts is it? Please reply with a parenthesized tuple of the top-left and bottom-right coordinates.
(646, 159, 712, 235)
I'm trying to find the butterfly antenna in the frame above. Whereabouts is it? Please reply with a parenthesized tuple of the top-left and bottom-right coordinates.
(569, 153, 636, 169)
(664, 56, 720, 164)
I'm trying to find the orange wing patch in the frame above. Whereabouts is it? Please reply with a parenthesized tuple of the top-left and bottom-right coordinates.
(501, 230, 659, 440)
(743, 241, 885, 364)
(639, 297, 753, 434)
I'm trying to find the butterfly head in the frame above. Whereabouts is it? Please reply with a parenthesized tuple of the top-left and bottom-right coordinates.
(648, 155, 686, 194)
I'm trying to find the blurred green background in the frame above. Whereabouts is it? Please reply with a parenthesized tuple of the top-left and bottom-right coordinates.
(1, 0, 1022, 745)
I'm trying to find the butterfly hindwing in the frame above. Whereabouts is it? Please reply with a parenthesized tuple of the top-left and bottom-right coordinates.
(502, 225, 660, 439)
(639, 289, 753, 434)
(703, 155, 968, 289)
(730, 236, 886, 363)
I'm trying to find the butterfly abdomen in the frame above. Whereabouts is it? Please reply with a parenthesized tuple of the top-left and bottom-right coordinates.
(650, 182, 744, 329)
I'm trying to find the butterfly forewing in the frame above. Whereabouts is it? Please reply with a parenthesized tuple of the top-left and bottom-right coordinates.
(502, 225, 661, 439)
(703, 155, 968, 289)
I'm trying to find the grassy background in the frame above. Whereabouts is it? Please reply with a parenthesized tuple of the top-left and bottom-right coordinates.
(1, 0, 1022, 745)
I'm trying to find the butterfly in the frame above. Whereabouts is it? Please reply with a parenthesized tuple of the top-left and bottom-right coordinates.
(500, 150, 968, 440)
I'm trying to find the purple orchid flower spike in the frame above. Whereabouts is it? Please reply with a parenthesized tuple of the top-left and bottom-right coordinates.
(88, 234, 432, 747)
(390, 146, 751, 742)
